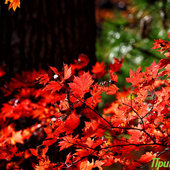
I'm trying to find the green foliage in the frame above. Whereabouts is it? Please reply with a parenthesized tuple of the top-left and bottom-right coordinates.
(96, 0, 170, 88)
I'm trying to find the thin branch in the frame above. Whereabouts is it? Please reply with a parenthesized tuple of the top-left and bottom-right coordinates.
(56, 80, 143, 132)
(102, 143, 169, 149)
(122, 94, 156, 143)
(57, 80, 158, 144)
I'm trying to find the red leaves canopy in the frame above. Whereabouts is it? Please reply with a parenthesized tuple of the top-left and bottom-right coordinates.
(0, 34, 169, 169)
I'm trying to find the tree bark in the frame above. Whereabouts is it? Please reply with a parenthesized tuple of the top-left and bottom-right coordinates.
(0, 0, 96, 73)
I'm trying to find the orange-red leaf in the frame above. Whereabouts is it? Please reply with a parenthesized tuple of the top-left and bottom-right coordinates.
(110, 57, 124, 72)
(102, 84, 119, 95)
(58, 135, 76, 151)
(37, 73, 49, 85)
(43, 81, 62, 93)
(29, 149, 38, 156)
(64, 110, 80, 133)
(92, 62, 106, 78)
(11, 130, 24, 145)
(49, 66, 59, 75)
(5, 0, 20, 11)
(109, 71, 118, 82)
(138, 152, 156, 163)
(63, 64, 72, 80)
(69, 72, 94, 98)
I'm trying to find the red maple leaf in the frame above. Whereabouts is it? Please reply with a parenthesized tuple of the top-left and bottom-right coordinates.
(152, 33, 170, 57)
(11, 130, 24, 145)
(5, 0, 20, 11)
(71, 54, 89, 72)
(126, 66, 144, 86)
(64, 110, 80, 133)
(110, 57, 124, 72)
(29, 149, 38, 156)
(109, 71, 118, 82)
(37, 73, 49, 85)
(92, 62, 106, 78)
(102, 84, 119, 95)
(69, 72, 94, 98)
(58, 135, 77, 151)
(158, 59, 170, 69)
(63, 64, 72, 80)
(138, 152, 156, 163)
(49, 66, 59, 75)
(128, 130, 142, 143)
(43, 81, 62, 94)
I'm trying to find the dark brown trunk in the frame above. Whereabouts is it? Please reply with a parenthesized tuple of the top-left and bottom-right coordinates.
(0, 0, 96, 73)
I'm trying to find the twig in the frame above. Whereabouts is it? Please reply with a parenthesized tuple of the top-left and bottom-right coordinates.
(122, 94, 156, 143)
(56, 80, 143, 132)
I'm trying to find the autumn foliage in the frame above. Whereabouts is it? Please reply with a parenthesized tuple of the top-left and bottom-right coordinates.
(0, 34, 169, 169)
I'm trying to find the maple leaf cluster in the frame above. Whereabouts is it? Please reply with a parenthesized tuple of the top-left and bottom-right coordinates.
(0, 35, 169, 169)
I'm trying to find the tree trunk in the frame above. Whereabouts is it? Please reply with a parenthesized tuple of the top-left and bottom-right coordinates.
(0, 0, 96, 73)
